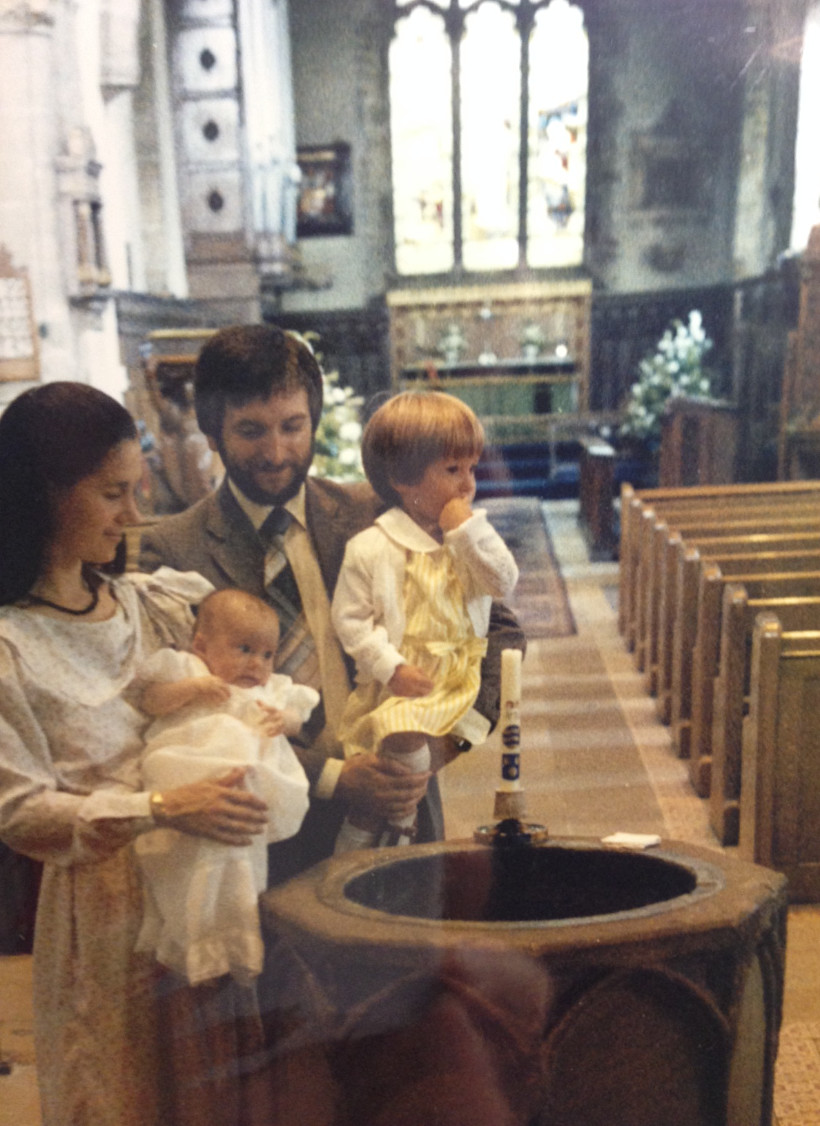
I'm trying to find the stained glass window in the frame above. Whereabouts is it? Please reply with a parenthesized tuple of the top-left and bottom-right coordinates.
(390, 6, 454, 274)
(461, 2, 520, 271)
(390, 0, 588, 276)
(527, 0, 588, 267)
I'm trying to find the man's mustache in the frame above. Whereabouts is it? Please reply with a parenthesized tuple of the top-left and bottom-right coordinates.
(249, 459, 299, 472)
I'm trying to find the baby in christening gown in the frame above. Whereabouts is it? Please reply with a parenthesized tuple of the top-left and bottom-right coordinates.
(133, 588, 317, 986)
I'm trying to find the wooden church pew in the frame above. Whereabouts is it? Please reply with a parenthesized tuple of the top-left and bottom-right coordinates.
(629, 500, 812, 656)
(653, 522, 820, 722)
(618, 479, 820, 648)
(619, 480, 820, 652)
(633, 499, 820, 669)
(643, 520, 820, 695)
(739, 615, 820, 903)
(670, 553, 820, 771)
(710, 589, 820, 845)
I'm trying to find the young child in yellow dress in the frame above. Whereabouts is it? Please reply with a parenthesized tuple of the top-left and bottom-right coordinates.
(331, 391, 519, 851)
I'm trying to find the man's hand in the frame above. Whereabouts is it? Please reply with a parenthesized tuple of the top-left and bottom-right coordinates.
(388, 663, 434, 697)
(336, 753, 431, 824)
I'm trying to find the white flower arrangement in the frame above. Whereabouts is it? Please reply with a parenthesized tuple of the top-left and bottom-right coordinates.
(294, 330, 365, 482)
(310, 367, 365, 482)
(620, 310, 714, 443)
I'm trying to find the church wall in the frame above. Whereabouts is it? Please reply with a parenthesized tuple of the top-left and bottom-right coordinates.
(284, 0, 391, 314)
(0, 1, 126, 402)
(585, 0, 745, 292)
(281, 0, 803, 317)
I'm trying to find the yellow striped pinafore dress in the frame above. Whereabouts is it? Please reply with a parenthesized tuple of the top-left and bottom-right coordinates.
(338, 545, 488, 756)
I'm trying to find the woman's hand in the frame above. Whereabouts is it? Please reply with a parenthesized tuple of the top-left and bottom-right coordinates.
(388, 663, 434, 697)
(153, 767, 268, 846)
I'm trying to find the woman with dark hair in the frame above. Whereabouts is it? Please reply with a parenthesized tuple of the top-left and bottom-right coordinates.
(0, 383, 271, 1126)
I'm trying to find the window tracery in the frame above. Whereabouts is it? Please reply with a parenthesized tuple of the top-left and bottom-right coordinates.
(389, 0, 588, 276)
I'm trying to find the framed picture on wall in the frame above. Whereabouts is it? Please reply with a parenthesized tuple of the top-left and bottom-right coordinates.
(296, 142, 353, 238)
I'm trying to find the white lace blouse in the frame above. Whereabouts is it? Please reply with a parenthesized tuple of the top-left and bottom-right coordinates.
(0, 569, 212, 866)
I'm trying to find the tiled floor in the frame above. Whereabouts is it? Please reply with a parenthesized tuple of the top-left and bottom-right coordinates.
(2, 498, 819, 1125)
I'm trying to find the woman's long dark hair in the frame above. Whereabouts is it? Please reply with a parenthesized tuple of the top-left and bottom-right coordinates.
(0, 382, 137, 605)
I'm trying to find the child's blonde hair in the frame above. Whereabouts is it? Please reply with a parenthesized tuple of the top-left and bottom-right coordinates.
(362, 391, 484, 506)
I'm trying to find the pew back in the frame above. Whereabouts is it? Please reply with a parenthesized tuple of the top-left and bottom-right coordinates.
(740, 616, 820, 902)
(670, 558, 820, 767)
(710, 591, 820, 844)
(643, 523, 820, 688)
(620, 485, 820, 645)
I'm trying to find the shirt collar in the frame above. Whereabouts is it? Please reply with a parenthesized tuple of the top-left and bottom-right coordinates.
(228, 478, 306, 532)
(376, 506, 443, 552)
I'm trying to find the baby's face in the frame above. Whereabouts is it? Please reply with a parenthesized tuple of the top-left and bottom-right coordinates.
(196, 618, 279, 688)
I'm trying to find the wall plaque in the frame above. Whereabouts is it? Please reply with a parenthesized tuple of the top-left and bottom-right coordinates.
(0, 247, 38, 382)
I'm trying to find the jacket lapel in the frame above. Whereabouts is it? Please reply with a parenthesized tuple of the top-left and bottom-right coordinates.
(305, 478, 345, 594)
(205, 482, 267, 597)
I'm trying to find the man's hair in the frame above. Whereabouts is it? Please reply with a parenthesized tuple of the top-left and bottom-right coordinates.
(194, 325, 324, 442)
(194, 588, 280, 642)
(0, 382, 137, 605)
(362, 391, 485, 506)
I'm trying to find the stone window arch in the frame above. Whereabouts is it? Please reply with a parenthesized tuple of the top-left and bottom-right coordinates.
(389, 0, 588, 276)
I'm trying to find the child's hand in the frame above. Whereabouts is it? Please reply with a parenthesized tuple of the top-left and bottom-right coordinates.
(438, 497, 473, 532)
(255, 704, 287, 738)
(192, 676, 232, 706)
(389, 664, 434, 697)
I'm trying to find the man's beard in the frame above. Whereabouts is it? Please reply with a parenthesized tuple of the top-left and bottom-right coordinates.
(221, 442, 314, 507)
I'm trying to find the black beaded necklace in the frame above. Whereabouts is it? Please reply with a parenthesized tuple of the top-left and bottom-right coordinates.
(26, 576, 101, 616)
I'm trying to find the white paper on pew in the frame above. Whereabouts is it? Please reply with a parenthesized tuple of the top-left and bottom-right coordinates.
(601, 832, 662, 850)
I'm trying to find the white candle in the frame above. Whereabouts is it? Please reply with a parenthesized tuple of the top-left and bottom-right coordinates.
(501, 648, 522, 709)
(499, 649, 522, 790)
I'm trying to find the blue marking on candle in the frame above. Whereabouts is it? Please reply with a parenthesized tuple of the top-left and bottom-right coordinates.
(502, 753, 520, 781)
(502, 725, 521, 748)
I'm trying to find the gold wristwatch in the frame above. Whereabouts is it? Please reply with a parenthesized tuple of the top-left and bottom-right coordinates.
(149, 791, 167, 822)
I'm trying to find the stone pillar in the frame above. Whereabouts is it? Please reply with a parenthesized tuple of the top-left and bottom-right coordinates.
(732, 0, 807, 277)
(796, 225, 820, 416)
(98, 0, 145, 293)
(134, 0, 188, 298)
(0, 0, 76, 393)
(237, 0, 301, 271)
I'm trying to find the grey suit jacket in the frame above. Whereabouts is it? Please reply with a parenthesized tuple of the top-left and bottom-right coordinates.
(140, 476, 524, 877)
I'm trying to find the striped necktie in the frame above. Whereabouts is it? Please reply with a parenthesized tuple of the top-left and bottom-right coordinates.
(258, 509, 324, 724)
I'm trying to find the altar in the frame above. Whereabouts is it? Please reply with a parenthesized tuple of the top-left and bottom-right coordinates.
(387, 280, 591, 444)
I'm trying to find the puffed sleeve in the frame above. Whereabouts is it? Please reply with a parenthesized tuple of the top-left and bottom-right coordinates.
(444, 510, 519, 600)
(0, 642, 152, 866)
(127, 567, 214, 654)
(283, 681, 321, 724)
